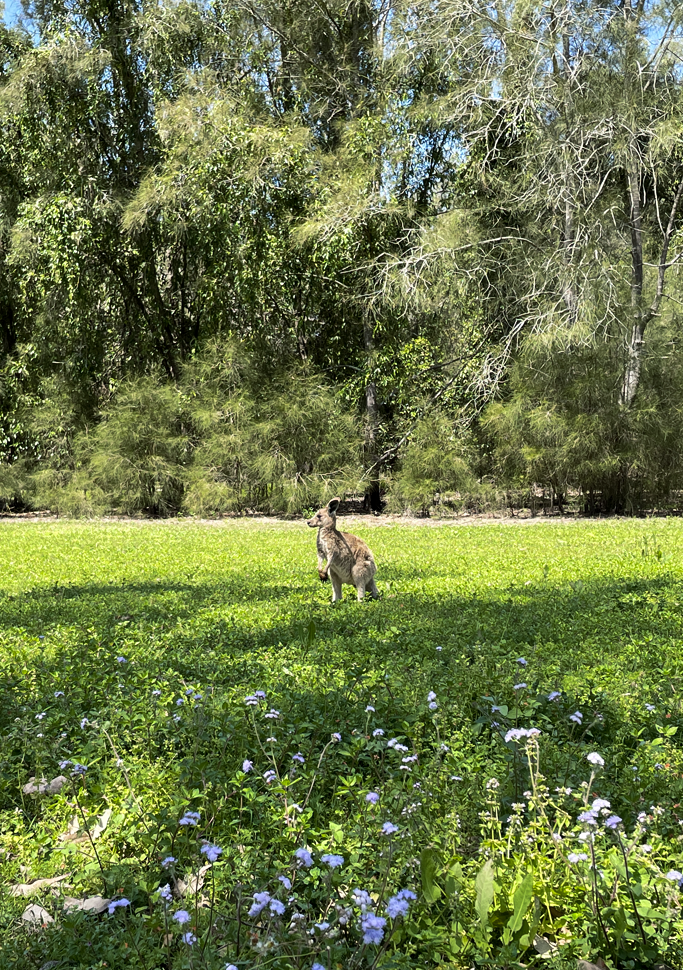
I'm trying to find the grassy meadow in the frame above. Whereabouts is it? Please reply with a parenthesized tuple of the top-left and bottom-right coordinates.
(1, 517, 683, 969)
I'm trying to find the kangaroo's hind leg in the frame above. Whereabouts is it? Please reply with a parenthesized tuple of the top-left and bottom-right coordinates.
(330, 571, 343, 603)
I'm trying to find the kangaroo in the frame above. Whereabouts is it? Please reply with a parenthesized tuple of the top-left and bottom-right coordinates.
(307, 498, 379, 603)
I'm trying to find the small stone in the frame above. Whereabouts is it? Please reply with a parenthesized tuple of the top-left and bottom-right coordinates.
(21, 904, 54, 930)
(63, 895, 112, 914)
(11, 875, 69, 897)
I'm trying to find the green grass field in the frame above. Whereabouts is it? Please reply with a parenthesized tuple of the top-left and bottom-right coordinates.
(2, 518, 683, 969)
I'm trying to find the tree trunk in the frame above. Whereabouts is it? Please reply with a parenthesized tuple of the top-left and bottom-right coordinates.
(620, 151, 644, 407)
(0, 298, 15, 356)
(363, 314, 382, 512)
(559, 31, 578, 324)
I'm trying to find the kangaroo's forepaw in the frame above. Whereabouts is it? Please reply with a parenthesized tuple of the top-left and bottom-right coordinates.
(318, 570, 329, 582)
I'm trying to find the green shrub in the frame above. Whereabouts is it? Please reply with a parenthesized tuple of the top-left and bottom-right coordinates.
(483, 327, 683, 513)
(386, 411, 476, 514)
(185, 371, 363, 516)
(86, 379, 194, 514)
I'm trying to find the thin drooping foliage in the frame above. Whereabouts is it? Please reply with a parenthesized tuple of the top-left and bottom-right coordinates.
(1, 1, 683, 513)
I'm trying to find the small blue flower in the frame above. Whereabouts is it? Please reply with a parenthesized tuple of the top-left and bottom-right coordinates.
(182, 932, 196, 945)
(604, 815, 622, 830)
(570, 711, 583, 724)
(295, 847, 313, 867)
(386, 889, 416, 918)
(547, 691, 561, 701)
(516, 657, 528, 666)
(242, 760, 253, 773)
(201, 843, 222, 863)
(173, 909, 191, 924)
(108, 898, 130, 914)
(381, 821, 398, 835)
(320, 853, 344, 869)
(292, 752, 305, 764)
(248, 892, 271, 916)
(161, 856, 176, 868)
(352, 888, 373, 910)
(513, 683, 527, 690)
(158, 884, 173, 903)
(360, 912, 386, 944)
(179, 810, 200, 826)
(366, 792, 380, 804)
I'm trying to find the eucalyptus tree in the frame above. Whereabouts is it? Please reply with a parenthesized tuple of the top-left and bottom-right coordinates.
(390, 0, 683, 507)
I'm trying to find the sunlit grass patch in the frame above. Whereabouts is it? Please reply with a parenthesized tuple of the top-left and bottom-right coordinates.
(1, 518, 683, 968)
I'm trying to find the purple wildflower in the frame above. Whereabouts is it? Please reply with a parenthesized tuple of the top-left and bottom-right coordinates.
(108, 898, 130, 914)
(200, 843, 222, 863)
(295, 847, 314, 868)
(248, 892, 271, 917)
(179, 810, 200, 826)
(360, 913, 386, 944)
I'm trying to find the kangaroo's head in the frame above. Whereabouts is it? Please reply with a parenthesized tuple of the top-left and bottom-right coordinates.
(307, 497, 341, 529)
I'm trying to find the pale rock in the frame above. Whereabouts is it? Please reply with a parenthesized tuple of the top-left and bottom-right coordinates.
(11, 874, 69, 897)
(21, 904, 54, 930)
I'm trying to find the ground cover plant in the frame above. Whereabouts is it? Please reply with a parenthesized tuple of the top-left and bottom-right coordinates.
(1, 518, 683, 969)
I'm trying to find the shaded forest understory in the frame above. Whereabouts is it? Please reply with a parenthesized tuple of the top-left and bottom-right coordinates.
(1, 0, 683, 515)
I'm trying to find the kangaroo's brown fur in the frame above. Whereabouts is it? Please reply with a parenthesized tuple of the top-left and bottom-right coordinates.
(307, 498, 379, 602)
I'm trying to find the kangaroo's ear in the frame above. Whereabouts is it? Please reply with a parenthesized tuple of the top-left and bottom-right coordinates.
(327, 497, 341, 514)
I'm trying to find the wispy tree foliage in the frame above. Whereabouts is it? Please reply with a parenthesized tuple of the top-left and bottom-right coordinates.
(0, 0, 683, 513)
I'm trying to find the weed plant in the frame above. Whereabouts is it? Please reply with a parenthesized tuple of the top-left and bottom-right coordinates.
(1, 519, 683, 968)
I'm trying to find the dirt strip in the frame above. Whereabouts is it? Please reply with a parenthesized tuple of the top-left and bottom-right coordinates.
(0, 512, 651, 528)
